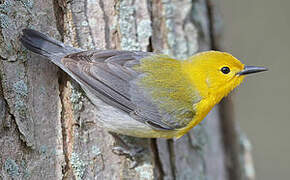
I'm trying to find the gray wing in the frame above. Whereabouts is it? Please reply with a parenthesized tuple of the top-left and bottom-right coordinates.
(61, 50, 175, 130)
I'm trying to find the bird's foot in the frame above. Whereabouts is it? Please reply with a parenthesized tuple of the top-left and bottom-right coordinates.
(112, 146, 144, 168)
(110, 133, 144, 168)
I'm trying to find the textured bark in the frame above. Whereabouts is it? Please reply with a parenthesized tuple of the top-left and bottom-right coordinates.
(0, 0, 254, 179)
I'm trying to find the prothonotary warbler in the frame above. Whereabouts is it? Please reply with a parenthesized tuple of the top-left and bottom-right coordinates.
(20, 29, 267, 139)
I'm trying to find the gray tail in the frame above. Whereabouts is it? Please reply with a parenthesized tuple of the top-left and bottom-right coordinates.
(20, 29, 80, 66)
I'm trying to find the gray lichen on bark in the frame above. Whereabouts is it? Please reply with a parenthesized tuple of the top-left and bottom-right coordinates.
(0, 0, 34, 147)
(1, 0, 64, 179)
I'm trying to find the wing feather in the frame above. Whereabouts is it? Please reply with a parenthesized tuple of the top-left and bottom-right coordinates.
(61, 50, 199, 130)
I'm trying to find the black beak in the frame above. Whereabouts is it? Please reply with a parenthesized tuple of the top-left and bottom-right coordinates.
(237, 66, 268, 75)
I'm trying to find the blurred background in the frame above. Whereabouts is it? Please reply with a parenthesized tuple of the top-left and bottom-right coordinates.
(220, 0, 290, 179)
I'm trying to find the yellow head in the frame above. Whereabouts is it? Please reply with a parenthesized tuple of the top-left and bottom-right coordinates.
(183, 51, 267, 102)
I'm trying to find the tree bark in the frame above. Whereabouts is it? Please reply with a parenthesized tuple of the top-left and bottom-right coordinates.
(0, 0, 254, 179)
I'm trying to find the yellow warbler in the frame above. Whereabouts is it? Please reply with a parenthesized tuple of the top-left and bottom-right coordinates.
(20, 29, 267, 139)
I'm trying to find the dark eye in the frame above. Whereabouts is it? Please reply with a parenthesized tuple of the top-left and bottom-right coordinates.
(221, 66, 230, 74)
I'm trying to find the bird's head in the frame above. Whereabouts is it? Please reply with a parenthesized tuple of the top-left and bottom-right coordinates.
(184, 51, 267, 101)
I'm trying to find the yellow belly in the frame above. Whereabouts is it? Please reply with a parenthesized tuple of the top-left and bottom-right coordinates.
(102, 99, 215, 139)
(175, 98, 215, 138)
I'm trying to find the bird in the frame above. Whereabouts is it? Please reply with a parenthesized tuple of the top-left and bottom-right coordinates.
(20, 29, 267, 139)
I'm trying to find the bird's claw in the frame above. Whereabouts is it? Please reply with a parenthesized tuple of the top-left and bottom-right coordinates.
(112, 146, 144, 169)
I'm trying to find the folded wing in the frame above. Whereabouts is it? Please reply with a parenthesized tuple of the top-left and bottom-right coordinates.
(61, 50, 199, 131)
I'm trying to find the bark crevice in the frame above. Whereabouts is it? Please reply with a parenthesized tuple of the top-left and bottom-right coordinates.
(59, 75, 75, 179)
(167, 139, 176, 180)
(151, 139, 164, 180)
(99, 0, 111, 49)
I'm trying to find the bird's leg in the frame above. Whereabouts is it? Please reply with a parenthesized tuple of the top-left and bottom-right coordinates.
(110, 132, 144, 168)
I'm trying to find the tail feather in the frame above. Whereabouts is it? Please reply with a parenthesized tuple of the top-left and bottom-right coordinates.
(20, 29, 81, 66)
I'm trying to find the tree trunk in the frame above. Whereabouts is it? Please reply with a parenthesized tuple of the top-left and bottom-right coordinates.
(0, 0, 254, 179)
